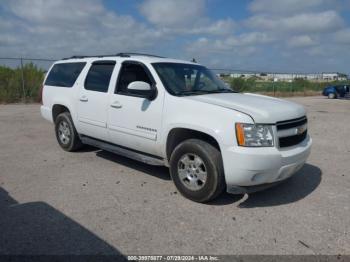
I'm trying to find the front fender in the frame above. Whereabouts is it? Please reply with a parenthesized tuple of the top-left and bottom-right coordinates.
(161, 123, 224, 157)
(160, 95, 254, 158)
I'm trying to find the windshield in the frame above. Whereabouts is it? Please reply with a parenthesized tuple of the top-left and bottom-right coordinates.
(152, 62, 234, 96)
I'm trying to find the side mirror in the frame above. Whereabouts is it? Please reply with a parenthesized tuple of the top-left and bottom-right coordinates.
(127, 81, 152, 91)
(127, 81, 157, 100)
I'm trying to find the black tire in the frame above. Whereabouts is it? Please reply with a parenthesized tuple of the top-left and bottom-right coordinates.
(169, 139, 225, 203)
(54, 112, 83, 152)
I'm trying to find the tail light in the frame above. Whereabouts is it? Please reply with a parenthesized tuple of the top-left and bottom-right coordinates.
(39, 84, 44, 104)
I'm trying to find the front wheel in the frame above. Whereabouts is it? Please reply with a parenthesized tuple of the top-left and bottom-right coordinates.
(169, 139, 225, 203)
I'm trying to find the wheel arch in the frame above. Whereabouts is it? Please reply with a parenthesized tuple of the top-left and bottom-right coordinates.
(52, 104, 71, 122)
(165, 127, 221, 162)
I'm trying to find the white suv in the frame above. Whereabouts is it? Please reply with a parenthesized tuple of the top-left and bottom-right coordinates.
(41, 53, 312, 202)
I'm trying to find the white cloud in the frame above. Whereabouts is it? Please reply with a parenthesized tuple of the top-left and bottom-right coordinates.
(306, 46, 325, 56)
(249, 0, 334, 14)
(237, 32, 274, 45)
(190, 19, 236, 35)
(246, 11, 344, 33)
(153, 18, 235, 36)
(139, 0, 205, 27)
(0, 0, 164, 58)
(334, 28, 350, 44)
(288, 35, 316, 47)
(0, 0, 349, 73)
(6, 0, 104, 25)
(139, 0, 235, 35)
(186, 32, 273, 55)
(0, 0, 236, 64)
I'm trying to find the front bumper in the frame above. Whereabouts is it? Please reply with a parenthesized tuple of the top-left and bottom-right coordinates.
(222, 135, 312, 193)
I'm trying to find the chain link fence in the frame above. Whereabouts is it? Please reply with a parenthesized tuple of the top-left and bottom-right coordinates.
(0, 57, 348, 103)
(0, 57, 55, 103)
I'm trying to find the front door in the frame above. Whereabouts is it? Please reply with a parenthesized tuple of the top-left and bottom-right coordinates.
(108, 61, 163, 156)
(77, 60, 116, 141)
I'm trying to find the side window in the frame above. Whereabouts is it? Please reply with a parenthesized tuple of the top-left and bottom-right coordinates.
(85, 61, 116, 93)
(116, 63, 152, 95)
(45, 62, 86, 87)
(335, 86, 345, 93)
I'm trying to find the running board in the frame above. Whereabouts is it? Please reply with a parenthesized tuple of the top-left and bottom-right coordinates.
(80, 136, 165, 166)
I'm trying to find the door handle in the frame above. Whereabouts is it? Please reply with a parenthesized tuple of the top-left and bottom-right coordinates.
(79, 96, 88, 102)
(111, 101, 122, 109)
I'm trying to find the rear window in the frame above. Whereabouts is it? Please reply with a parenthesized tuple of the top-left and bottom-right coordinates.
(45, 62, 86, 87)
(84, 61, 115, 93)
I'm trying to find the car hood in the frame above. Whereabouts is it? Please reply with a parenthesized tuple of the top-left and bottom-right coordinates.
(185, 93, 306, 123)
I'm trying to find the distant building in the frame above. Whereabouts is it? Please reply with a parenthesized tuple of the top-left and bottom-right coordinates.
(218, 71, 348, 81)
(229, 73, 259, 78)
(321, 73, 347, 81)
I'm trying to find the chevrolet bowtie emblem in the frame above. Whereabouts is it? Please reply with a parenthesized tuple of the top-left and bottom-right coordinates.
(297, 125, 306, 135)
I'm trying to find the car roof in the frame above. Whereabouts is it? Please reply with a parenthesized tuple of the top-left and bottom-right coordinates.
(56, 54, 200, 66)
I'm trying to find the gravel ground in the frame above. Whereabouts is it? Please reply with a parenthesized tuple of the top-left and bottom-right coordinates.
(0, 96, 349, 256)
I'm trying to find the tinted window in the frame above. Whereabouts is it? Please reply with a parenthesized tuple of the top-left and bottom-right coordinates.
(45, 62, 86, 87)
(152, 63, 232, 96)
(85, 62, 115, 92)
(116, 63, 152, 94)
(335, 85, 346, 92)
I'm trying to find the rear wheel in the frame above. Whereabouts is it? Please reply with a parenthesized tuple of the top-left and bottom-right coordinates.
(328, 93, 336, 99)
(169, 139, 225, 203)
(55, 112, 83, 151)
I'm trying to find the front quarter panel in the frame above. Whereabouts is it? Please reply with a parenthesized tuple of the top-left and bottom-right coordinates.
(161, 94, 254, 156)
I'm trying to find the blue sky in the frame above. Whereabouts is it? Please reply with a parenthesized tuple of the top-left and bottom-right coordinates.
(1, 0, 350, 73)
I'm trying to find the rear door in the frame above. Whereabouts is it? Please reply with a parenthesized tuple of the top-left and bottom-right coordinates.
(43, 62, 86, 122)
(77, 60, 116, 141)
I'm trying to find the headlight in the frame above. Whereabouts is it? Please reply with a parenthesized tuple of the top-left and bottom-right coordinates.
(235, 123, 274, 147)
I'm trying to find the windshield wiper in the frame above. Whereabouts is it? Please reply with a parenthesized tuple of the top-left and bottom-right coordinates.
(176, 88, 235, 96)
(204, 88, 235, 94)
(176, 90, 211, 96)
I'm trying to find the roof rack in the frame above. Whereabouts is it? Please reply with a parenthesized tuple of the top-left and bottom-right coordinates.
(115, 52, 165, 58)
(62, 52, 165, 60)
(62, 54, 114, 60)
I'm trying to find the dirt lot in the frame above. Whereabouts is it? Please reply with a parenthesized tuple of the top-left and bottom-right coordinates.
(0, 96, 349, 256)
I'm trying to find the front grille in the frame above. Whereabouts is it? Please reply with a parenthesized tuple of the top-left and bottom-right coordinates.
(277, 116, 308, 148)
(279, 130, 307, 147)
(276, 116, 307, 130)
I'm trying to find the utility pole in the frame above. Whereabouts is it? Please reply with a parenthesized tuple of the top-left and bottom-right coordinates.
(273, 73, 275, 96)
(20, 58, 26, 102)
